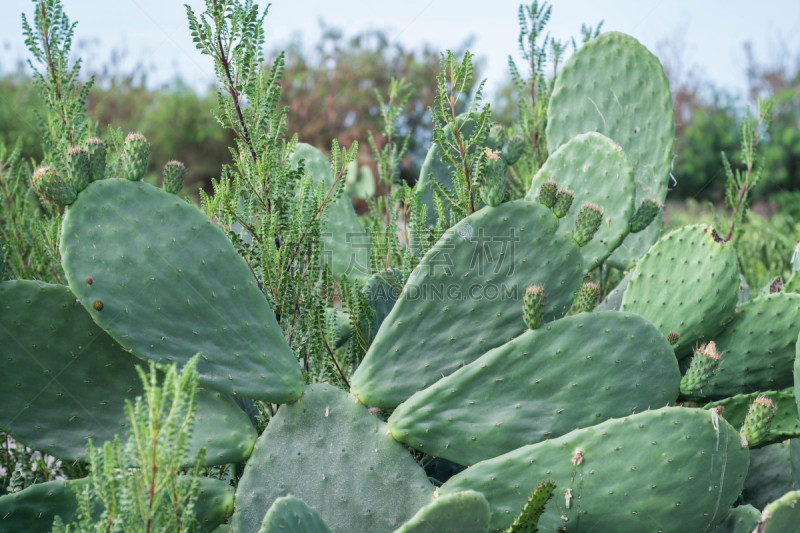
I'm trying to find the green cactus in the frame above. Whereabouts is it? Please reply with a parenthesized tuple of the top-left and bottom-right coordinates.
(754, 490, 800, 532)
(481, 148, 506, 207)
(741, 442, 799, 510)
(535, 180, 558, 209)
(574, 281, 599, 313)
(740, 395, 779, 448)
(439, 406, 749, 532)
(629, 198, 661, 233)
(708, 505, 761, 533)
(522, 284, 546, 329)
(620, 225, 740, 358)
(705, 390, 800, 449)
(393, 491, 490, 533)
(31, 165, 76, 206)
(350, 200, 584, 409)
(60, 178, 304, 402)
(84, 137, 106, 182)
(231, 385, 435, 533)
(66, 145, 90, 192)
(162, 160, 186, 195)
(571, 203, 603, 247)
(679, 341, 721, 398)
(547, 32, 674, 269)
(552, 189, 574, 218)
(525, 132, 635, 270)
(388, 311, 679, 465)
(119, 132, 149, 181)
(506, 480, 556, 533)
(504, 135, 525, 166)
(257, 496, 332, 533)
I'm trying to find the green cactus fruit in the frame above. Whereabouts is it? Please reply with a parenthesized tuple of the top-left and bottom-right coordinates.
(66, 145, 90, 192)
(231, 385, 434, 533)
(522, 285, 546, 329)
(575, 281, 599, 313)
(698, 293, 800, 398)
(31, 165, 76, 206)
(120, 132, 149, 181)
(629, 198, 661, 233)
(60, 179, 303, 402)
(571, 203, 603, 247)
(504, 134, 525, 166)
(289, 143, 370, 281)
(524, 132, 635, 271)
(679, 341, 721, 398)
(0, 280, 258, 465)
(506, 480, 556, 533)
(84, 137, 106, 181)
(708, 505, 761, 533)
(162, 160, 186, 195)
(439, 406, 749, 532)
(741, 442, 798, 510)
(394, 491, 490, 533)
(755, 490, 800, 532)
(257, 496, 332, 533)
(620, 224, 739, 359)
(350, 200, 583, 409)
(0, 477, 233, 533)
(552, 189, 574, 218)
(388, 311, 679, 465)
(740, 395, 779, 448)
(536, 180, 558, 208)
(547, 32, 674, 269)
(481, 148, 506, 207)
(667, 330, 680, 345)
(487, 124, 505, 151)
(705, 390, 800, 449)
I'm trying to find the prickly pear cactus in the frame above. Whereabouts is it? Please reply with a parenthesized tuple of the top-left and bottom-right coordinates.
(741, 442, 799, 510)
(0, 280, 257, 465)
(257, 496, 332, 533)
(388, 311, 679, 465)
(231, 385, 434, 533)
(704, 390, 800, 448)
(708, 505, 760, 533)
(393, 491, 490, 533)
(620, 225, 739, 358)
(525, 132, 635, 270)
(350, 200, 584, 408)
(547, 32, 674, 269)
(60, 179, 303, 402)
(754, 490, 800, 532)
(439, 407, 749, 532)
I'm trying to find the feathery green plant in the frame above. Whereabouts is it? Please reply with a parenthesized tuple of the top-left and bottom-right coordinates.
(53, 357, 205, 532)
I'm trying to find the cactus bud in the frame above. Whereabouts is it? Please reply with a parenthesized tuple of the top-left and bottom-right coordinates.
(552, 189, 574, 219)
(120, 132, 149, 181)
(739, 395, 778, 448)
(575, 281, 600, 313)
(769, 276, 783, 294)
(629, 198, 661, 233)
(66, 145, 90, 192)
(572, 203, 603, 246)
(481, 149, 505, 207)
(504, 135, 525, 166)
(523, 285, 546, 330)
(487, 124, 505, 151)
(667, 331, 680, 346)
(536, 180, 558, 209)
(162, 160, 186, 195)
(84, 138, 107, 182)
(679, 341, 720, 397)
(31, 166, 76, 206)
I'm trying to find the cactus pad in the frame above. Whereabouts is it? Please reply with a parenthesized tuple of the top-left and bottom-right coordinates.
(231, 385, 434, 533)
(620, 225, 739, 358)
(741, 442, 798, 510)
(547, 32, 674, 269)
(257, 496, 332, 533)
(393, 491, 490, 533)
(440, 407, 749, 532)
(60, 179, 303, 401)
(350, 200, 584, 408)
(388, 311, 679, 465)
(755, 490, 800, 532)
(525, 132, 635, 270)
(708, 505, 761, 533)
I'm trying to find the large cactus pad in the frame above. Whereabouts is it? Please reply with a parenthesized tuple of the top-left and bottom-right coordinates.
(350, 200, 583, 408)
(60, 179, 303, 401)
(388, 311, 679, 465)
(440, 407, 749, 532)
(547, 32, 674, 268)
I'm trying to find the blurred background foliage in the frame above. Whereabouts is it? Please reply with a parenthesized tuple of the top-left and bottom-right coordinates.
(1, 23, 799, 286)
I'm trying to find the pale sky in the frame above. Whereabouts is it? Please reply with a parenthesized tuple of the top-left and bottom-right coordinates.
(1, 0, 799, 102)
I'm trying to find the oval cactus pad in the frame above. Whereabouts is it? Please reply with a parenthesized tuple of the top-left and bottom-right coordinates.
(60, 179, 303, 402)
